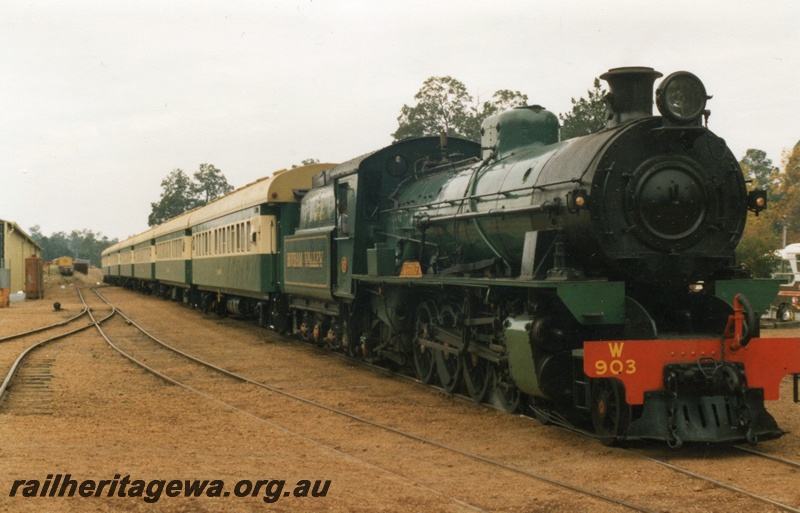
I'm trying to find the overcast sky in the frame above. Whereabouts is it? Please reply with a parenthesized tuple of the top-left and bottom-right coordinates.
(1, 0, 797, 241)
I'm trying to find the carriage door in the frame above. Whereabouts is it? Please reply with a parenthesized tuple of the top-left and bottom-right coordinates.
(334, 176, 356, 298)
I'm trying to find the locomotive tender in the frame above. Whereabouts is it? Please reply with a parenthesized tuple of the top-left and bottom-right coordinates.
(103, 67, 800, 447)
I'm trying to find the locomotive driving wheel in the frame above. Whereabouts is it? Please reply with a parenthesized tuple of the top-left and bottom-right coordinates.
(462, 299, 496, 403)
(343, 298, 370, 358)
(435, 303, 463, 393)
(413, 301, 437, 383)
(492, 367, 521, 413)
(268, 293, 290, 334)
(463, 353, 495, 403)
(590, 378, 631, 445)
(342, 317, 363, 358)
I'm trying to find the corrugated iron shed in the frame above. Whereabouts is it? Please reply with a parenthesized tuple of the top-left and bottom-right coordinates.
(0, 219, 43, 295)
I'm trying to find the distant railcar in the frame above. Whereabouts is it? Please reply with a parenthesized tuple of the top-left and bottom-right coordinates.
(74, 259, 90, 275)
(55, 256, 74, 276)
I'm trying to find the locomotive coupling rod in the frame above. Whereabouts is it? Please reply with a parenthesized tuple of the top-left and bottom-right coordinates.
(417, 337, 460, 356)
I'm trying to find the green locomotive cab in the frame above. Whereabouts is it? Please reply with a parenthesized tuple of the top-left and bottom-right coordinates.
(283, 137, 482, 350)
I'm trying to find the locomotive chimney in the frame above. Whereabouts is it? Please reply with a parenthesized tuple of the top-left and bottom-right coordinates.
(600, 67, 663, 128)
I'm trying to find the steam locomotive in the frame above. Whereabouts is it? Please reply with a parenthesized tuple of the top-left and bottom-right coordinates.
(104, 67, 800, 447)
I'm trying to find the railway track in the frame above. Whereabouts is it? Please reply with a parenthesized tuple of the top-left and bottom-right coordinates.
(734, 444, 800, 468)
(0, 288, 113, 411)
(87, 288, 658, 512)
(217, 298, 800, 513)
(242, 316, 800, 512)
(337, 348, 800, 513)
(85, 288, 800, 512)
(627, 446, 800, 513)
(519, 384, 800, 512)
(4, 285, 796, 511)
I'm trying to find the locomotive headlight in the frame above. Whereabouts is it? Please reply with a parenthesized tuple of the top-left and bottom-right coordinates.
(656, 71, 708, 124)
(568, 188, 589, 212)
(747, 189, 768, 216)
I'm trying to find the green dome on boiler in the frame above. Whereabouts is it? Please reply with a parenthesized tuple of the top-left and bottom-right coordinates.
(495, 105, 559, 159)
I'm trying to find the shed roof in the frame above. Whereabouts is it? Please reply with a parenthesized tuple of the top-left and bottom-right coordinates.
(0, 219, 43, 251)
